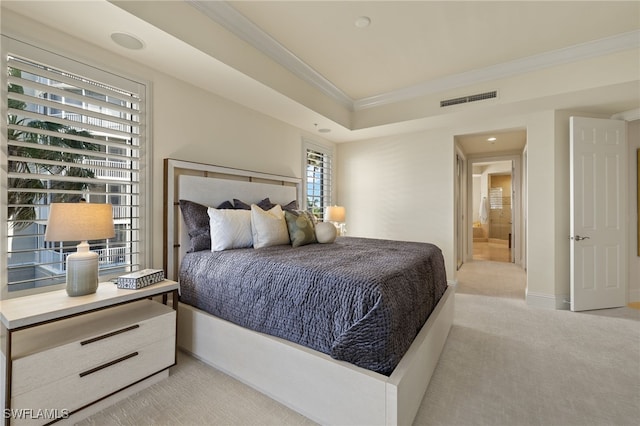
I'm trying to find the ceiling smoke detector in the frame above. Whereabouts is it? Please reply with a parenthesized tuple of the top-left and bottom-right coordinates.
(354, 16, 371, 28)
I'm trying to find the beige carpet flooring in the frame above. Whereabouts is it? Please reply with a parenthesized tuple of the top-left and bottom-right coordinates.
(80, 260, 639, 426)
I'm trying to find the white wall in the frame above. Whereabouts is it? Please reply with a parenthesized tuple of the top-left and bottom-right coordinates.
(337, 130, 456, 278)
(149, 73, 318, 267)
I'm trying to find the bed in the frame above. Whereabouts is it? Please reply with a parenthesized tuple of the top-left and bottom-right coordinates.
(163, 158, 455, 425)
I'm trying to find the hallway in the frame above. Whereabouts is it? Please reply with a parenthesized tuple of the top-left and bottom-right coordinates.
(472, 240, 512, 263)
(457, 259, 526, 299)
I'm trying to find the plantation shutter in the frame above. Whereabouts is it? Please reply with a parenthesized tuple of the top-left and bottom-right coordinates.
(305, 143, 333, 221)
(5, 52, 145, 293)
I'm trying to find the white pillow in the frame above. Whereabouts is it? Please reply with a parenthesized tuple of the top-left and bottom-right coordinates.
(251, 204, 290, 249)
(315, 221, 337, 244)
(207, 207, 252, 251)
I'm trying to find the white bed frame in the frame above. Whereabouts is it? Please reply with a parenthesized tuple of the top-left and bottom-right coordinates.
(163, 158, 455, 425)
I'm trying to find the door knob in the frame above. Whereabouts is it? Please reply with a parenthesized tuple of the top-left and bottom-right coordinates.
(574, 235, 590, 241)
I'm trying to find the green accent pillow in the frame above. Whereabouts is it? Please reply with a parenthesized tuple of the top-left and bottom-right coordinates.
(284, 210, 317, 248)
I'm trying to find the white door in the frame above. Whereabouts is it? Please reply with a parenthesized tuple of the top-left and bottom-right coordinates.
(570, 116, 627, 311)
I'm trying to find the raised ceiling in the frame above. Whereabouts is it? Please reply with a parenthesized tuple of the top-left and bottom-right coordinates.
(2, 0, 639, 147)
(224, 1, 639, 102)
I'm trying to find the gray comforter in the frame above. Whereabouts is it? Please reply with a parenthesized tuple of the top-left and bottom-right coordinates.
(179, 236, 448, 375)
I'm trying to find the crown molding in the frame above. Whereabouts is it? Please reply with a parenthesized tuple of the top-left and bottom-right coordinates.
(188, 0, 354, 110)
(189, 1, 639, 114)
(354, 30, 640, 110)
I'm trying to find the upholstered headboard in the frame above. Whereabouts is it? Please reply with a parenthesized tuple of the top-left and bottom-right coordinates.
(163, 158, 301, 280)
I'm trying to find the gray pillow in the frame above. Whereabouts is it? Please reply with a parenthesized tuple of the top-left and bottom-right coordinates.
(281, 200, 298, 211)
(179, 199, 231, 252)
(233, 197, 274, 210)
(216, 200, 234, 210)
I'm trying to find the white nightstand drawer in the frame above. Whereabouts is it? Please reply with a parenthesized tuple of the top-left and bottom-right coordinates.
(11, 301, 175, 397)
(11, 337, 175, 425)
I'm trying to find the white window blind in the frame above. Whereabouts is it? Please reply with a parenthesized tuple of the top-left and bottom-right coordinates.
(305, 142, 333, 221)
(5, 52, 145, 293)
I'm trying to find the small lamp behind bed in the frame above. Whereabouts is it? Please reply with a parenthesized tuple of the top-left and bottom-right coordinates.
(325, 205, 346, 236)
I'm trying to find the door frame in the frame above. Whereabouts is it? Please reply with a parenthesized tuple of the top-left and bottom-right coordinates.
(522, 146, 528, 271)
(466, 152, 523, 265)
(455, 147, 467, 270)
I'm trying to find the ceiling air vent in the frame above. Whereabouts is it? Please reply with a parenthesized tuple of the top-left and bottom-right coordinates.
(440, 90, 497, 107)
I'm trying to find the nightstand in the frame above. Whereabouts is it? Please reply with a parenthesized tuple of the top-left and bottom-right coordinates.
(0, 280, 178, 425)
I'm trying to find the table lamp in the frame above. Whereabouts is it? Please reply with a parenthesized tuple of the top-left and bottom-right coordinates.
(325, 205, 346, 236)
(44, 202, 115, 296)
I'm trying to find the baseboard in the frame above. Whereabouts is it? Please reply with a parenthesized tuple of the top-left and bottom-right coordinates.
(526, 290, 570, 310)
(528, 289, 640, 310)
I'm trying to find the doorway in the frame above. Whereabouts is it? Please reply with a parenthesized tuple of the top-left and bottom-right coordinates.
(455, 128, 526, 267)
(472, 161, 513, 262)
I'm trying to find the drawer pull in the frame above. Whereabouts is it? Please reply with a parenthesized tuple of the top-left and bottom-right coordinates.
(80, 324, 140, 346)
(79, 352, 139, 378)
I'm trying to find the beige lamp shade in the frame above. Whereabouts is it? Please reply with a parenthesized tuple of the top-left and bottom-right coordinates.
(45, 202, 115, 242)
(44, 202, 115, 297)
(325, 205, 346, 223)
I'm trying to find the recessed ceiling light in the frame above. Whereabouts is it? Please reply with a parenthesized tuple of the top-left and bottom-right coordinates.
(110, 32, 145, 50)
(487, 137, 497, 142)
(354, 16, 371, 28)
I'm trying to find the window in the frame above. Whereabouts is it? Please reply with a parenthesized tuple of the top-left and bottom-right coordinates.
(304, 140, 334, 221)
(3, 39, 148, 295)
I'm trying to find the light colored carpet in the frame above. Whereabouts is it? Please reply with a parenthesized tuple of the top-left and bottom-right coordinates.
(80, 260, 639, 426)
(416, 261, 639, 426)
